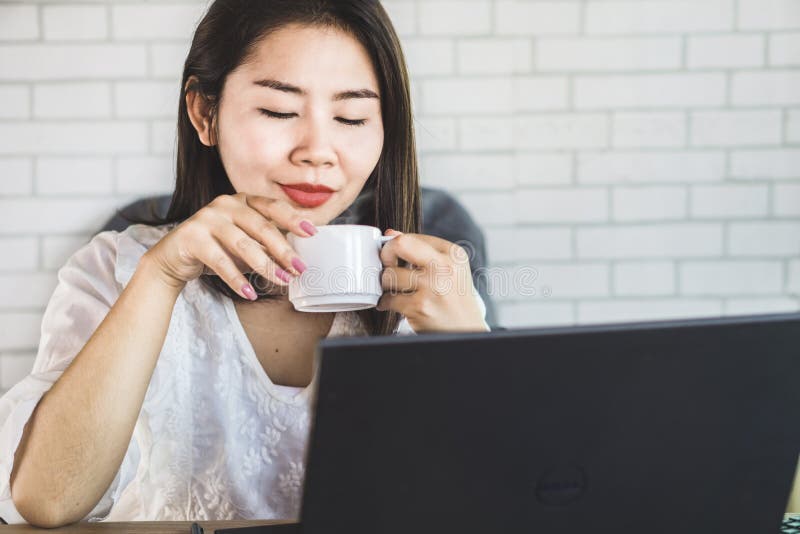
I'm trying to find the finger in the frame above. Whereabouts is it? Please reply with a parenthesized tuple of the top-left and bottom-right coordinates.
(380, 233, 441, 270)
(228, 206, 307, 277)
(211, 223, 291, 286)
(376, 291, 415, 313)
(245, 195, 317, 237)
(195, 237, 258, 300)
(381, 266, 422, 293)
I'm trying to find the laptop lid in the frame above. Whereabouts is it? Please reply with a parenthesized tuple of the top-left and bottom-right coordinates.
(299, 313, 800, 534)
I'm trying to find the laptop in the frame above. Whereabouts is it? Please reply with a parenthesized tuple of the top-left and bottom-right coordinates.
(219, 312, 800, 534)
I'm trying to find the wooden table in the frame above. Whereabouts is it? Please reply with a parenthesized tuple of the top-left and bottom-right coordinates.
(0, 521, 295, 533)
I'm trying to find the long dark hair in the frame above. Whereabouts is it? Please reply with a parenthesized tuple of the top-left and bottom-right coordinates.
(125, 0, 420, 336)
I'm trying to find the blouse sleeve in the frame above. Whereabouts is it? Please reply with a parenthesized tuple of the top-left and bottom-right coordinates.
(0, 230, 140, 524)
(393, 285, 491, 335)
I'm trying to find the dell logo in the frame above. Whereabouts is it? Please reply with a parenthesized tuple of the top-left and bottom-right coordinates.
(535, 466, 587, 506)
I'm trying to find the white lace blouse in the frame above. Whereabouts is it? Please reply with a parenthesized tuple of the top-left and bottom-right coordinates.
(0, 223, 488, 523)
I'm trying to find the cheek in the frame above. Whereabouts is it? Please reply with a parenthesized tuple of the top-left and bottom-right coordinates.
(217, 119, 286, 190)
(343, 124, 384, 180)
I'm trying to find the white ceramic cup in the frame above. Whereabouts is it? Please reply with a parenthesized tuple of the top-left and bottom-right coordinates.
(286, 224, 397, 312)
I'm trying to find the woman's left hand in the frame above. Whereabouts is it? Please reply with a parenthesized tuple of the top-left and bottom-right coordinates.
(375, 229, 489, 333)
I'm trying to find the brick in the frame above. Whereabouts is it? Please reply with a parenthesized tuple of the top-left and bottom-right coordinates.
(612, 112, 686, 148)
(585, 1, 734, 34)
(497, 302, 575, 328)
(732, 71, 800, 106)
(403, 39, 454, 76)
(613, 261, 675, 296)
(0, 158, 33, 196)
(690, 185, 769, 218)
(483, 228, 517, 264)
(725, 298, 799, 316)
(34, 82, 111, 119)
(420, 1, 491, 36)
(578, 151, 725, 184)
(420, 154, 514, 191)
(382, 0, 416, 36)
(0, 85, 29, 119)
(515, 188, 608, 223)
(0, 312, 42, 351)
(151, 121, 177, 156)
(0, 5, 38, 41)
(773, 184, 800, 216)
(738, 0, 800, 30)
(0, 122, 147, 155)
(458, 38, 531, 74)
(0, 352, 37, 390)
(577, 224, 723, 259)
(536, 37, 681, 72)
(514, 114, 608, 150)
(495, 1, 580, 36)
(789, 110, 800, 142)
(612, 186, 687, 221)
(691, 110, 782, 147)
(0, 199, 118, 235)
(111, 4, 208, 40)
(150, 43, 190, 79)
(0, 273, 58, 310)
(421, 78, 512, 115)
(578, 299, 722, 324)
(415, 117, 457, 152)
(729, 222, 800, 256)
(115, 156, 174, 195)
(43, 5, 108, 41)
(515, 153, 572, 186)
(575, 73, 726, 109)
(514, 77, 569, 111)
(42, 235, 91, 271)
(36, 157, 113, 195)
(485, 227, 573, 263)
(459, 118, 513, 151)
(770, 33, 800, 66)
(0, 238, 37, 272)
(687, 35, 764, 69)
(680, 261, 783, 296)
(521, 229, 574, 263)
(731, 149, 800, 180)
(455, 192, 515, 226)
(788, 259, 800, 294)
(0, 45, 147, 81)
(115, 82, 180, 119)
(508, 263, 610, 299)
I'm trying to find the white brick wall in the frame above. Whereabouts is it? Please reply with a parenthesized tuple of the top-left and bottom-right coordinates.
(1, 0, 799, 393)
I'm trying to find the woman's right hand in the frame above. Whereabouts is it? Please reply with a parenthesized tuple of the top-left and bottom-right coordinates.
(142, 192, 317, 300)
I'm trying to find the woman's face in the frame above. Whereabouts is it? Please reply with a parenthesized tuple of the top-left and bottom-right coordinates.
(194, 23, 384, 226)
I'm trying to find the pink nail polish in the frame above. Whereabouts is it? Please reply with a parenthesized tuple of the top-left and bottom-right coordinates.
(291, 257, 307, 274)
(300, 220, 317, 236)
(241, 284, 257, 301)
(275, 267, 292, 284)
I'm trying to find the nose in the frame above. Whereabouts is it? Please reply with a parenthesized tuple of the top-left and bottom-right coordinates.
(290, 114, 336, 169)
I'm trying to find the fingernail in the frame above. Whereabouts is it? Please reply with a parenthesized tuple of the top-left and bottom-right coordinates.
(300, 220, 317, 236)
(241, 283, 257, 301)
(275, 267, 292, 284)
(291, 257, 307, 274)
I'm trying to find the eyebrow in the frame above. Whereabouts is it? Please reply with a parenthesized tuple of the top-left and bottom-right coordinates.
(253, 78, 380, 101)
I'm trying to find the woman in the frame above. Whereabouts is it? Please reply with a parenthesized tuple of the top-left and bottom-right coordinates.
(0, 0, 489, 526)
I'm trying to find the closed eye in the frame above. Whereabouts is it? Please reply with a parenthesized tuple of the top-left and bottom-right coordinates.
(258, 108, 367, 127)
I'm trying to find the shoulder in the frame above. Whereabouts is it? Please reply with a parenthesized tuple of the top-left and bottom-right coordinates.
(103, 223, 175, 288)
(58, 222, 175, 293)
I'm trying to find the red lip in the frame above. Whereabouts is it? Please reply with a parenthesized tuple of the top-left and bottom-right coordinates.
(280, 183, 334, 208)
